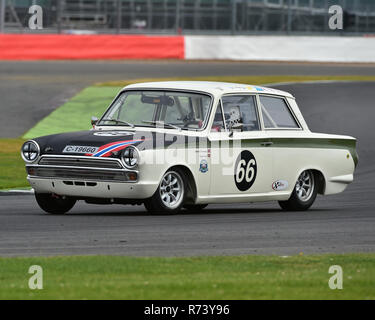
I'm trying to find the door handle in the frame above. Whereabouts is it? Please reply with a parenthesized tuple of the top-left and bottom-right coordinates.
(260, 141, 273, 147)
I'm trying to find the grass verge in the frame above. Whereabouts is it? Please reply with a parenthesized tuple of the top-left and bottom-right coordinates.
(0, 138, 27, 189)
(0, 254, 374, 299)
(96, 75, 375, 87)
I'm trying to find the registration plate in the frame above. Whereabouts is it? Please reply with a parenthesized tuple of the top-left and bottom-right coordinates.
(63, 145, 99, 154)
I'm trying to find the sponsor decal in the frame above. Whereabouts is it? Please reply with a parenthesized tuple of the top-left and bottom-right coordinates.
(88, 140, 143, 157)
(254, 86, 265, 91)
(63, 145, 99, 154)
(199, 159, 208, 173)
(272, 180, 288, 191)
(245, 85, 264, 92)
(234, 150, 257, 191)
(93, 131, 133, 137)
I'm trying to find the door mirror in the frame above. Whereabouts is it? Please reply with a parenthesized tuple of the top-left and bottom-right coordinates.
(91, 116, 98, 126)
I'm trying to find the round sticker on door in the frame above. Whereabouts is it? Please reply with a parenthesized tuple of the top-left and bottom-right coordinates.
(234, 150, 257, 192)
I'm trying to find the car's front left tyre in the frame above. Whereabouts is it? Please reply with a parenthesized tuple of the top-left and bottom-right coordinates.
(35, 193, 76, 214)
(144, 169, 186, 215)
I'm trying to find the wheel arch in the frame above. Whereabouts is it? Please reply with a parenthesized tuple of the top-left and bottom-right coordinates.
(311, 169, 326, 195)
(167, 164, 198, 204)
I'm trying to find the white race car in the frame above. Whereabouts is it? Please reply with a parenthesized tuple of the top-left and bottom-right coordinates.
(21, 81, 357, 214)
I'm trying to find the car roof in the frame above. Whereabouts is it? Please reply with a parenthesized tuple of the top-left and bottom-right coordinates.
(123, 81, 294, 98)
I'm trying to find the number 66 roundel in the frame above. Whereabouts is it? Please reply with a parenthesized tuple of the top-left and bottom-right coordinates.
(234, 150, 257, 191)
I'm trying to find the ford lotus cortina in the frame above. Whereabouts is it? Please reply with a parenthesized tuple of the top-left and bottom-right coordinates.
(21, 81, 357, 214)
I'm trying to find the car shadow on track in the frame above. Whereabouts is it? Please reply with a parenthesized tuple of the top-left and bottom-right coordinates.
(64, 206, 336, 217)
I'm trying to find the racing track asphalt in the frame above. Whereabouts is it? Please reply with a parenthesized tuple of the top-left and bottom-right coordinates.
(0, 61, 374, 257)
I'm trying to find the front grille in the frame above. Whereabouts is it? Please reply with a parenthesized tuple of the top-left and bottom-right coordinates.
(28, 167, 131, 182)
(38, 156, 122, 169)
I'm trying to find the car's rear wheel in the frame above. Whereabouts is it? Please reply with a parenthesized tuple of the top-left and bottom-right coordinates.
(144, 169, 186, 215)
(35, 193, 76, 214)
(183, 204, 208, 212)
(278, 170, 317, 211)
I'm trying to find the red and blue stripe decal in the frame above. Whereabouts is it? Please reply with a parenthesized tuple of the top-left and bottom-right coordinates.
(86, 140, 143, 157)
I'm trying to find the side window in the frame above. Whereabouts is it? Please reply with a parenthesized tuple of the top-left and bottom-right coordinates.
(259, 96, 299, 129)
(211, 103, 225, 132)
(165, 96, 209, 129)
(221, 95, 260, 131)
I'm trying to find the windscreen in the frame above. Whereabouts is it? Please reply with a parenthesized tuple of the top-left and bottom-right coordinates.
(99, 90, 212, 130)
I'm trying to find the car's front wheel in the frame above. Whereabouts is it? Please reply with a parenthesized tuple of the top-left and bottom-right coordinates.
(144, 169, 186, 215)
(35, 193, 76, 214)
(278, 170, 317, 211)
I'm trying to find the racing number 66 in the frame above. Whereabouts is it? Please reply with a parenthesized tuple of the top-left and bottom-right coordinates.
(234, 150, 257, 192)
(236, 159, 256, 184)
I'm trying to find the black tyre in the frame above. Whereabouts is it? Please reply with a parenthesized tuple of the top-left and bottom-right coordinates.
(35, 193, 76, 214)
(183, 204, 208, 212)
(144, 169, 186, 215)
(278, 170, 317, 211)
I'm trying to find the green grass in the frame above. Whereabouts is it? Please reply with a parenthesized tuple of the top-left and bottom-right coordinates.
(0, 254, 374, 299)
(0, 139, 27, 189)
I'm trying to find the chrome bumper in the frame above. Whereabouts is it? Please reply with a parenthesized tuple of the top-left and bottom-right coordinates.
(26, 155, 137, 183)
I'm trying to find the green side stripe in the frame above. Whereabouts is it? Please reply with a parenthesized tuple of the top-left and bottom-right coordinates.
(153, 136, 358, 167)
(242, 137, 358, 167)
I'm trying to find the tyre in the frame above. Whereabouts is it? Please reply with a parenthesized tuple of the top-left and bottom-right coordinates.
(183, 204, 207, 212)
(35, 193, 76, 214)
(144, 169, 186, 215)
(278, 170, 317, 211)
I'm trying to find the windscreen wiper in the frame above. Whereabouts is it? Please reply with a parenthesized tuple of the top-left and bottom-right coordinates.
(100, 118, 134, 128)
(142, 120, 181, 131)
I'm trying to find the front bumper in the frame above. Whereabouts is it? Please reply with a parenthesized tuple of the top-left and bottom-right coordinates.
(25, 154, 159, 199)
(28, 177, 158, 199)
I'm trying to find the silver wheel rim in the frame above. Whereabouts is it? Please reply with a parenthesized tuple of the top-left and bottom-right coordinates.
(295, 170, 314, 202)
(159, 171, 184, 209)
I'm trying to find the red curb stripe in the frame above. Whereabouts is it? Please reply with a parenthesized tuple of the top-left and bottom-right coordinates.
(0, 34, 184, 60)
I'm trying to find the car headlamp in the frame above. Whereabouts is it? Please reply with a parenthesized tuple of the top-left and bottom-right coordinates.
(21, 140, 40, 163)
(121, 146, 139, 169)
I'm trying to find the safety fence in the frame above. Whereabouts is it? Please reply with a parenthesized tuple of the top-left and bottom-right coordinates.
(1, 0, 375, 35)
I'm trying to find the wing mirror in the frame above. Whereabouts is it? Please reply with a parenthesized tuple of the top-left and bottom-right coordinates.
(229, 123, 243, 137)
(91, 116, 98, 126)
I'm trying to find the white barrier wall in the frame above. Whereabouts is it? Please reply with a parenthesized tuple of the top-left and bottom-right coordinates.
(184, 36, 375, 63)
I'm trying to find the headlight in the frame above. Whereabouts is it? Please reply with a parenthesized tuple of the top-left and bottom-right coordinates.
(121, 146, 139, 169)
(21, 140, 40, 163)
